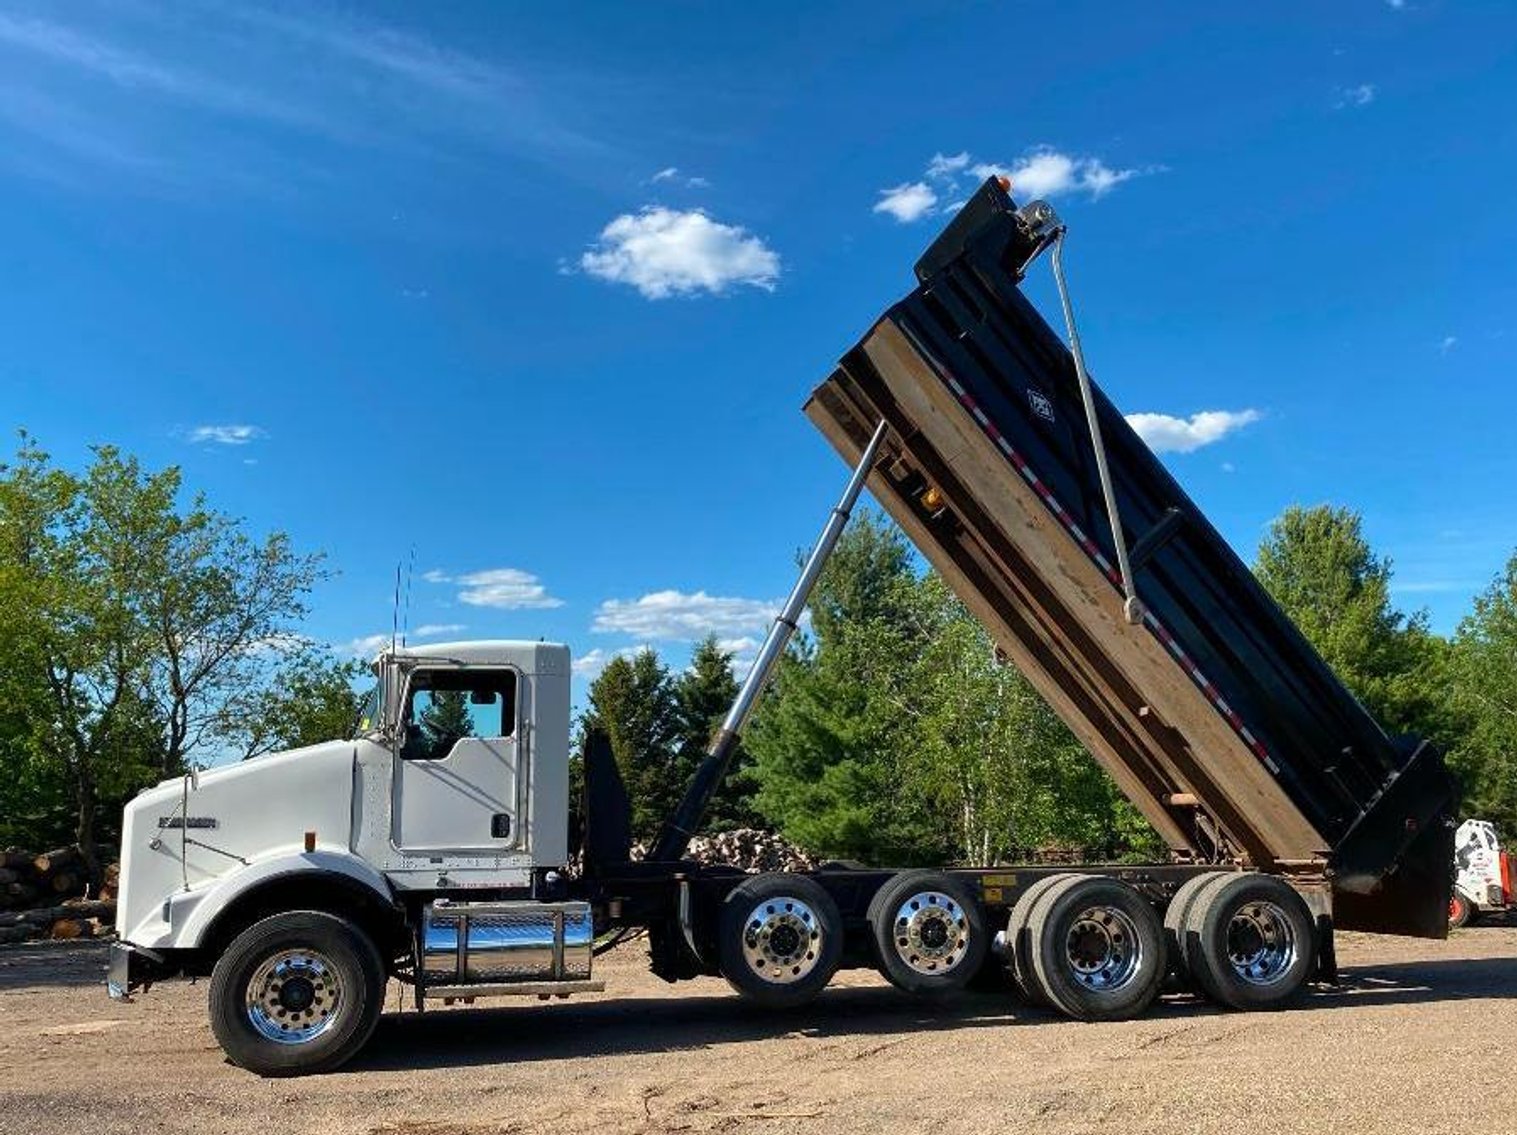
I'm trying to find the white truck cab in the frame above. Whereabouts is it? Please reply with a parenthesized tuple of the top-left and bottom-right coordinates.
(110, 641, 583, 1074)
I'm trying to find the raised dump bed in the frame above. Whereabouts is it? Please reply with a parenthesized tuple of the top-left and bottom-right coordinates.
(806, 178, 1456, 938)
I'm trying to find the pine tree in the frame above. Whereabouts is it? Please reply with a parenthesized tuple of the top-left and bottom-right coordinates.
(581, 649, 682, 839)
(421, 690, 474, 754)
(746, 514, 955, 864)
(674, 635, 761, 831)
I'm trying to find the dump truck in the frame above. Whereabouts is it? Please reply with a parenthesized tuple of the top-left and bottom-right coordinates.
(107, 177, 1458, 1076)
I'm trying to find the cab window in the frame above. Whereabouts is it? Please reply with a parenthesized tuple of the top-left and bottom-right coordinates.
(400, 669, 516, 761)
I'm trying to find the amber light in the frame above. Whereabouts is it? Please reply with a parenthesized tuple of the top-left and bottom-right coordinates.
(921, 487, 944, 511)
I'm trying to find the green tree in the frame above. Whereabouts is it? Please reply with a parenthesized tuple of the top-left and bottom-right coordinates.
(421, 690, 475, 750)
(674, 635, 761, 832)
(1446, 554, 1517, 830)
(0, 440, 162, 868)
(0, 436, 324, 867)
(238, 650, 366, 759)
(747, 515, 955, 864)
(1254, 504, 1443, 738)
(900, 575, 1159, 863)
(581, 649, 682, 839)
(748, 512, 1161, 865)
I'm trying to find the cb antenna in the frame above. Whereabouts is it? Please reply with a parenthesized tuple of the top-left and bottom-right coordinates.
(400, 546, 416, 647)
(390, 561, 402, 656)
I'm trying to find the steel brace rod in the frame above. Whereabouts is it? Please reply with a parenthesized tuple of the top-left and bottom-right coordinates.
(1048, 226, 1145, 625)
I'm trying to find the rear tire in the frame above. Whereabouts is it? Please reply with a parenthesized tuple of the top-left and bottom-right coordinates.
(1027, 876, 1165, 1022)
(719, 874, 843, 1010)
(1162, 871, 1231, 985)
(1184, 874, 1315, 1010)
(867, 870, 988, 997)
(209, 911, 385, 1077)
(1005, 872, 1079, 1006)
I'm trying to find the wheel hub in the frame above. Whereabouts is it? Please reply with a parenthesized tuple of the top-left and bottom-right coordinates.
(891, 891, 970, 975)
(742, 898, 823, 984)
(245, 950, 343, 1045)
(1225, 901, 1296, 986)
(1063, 905, 1141, 991)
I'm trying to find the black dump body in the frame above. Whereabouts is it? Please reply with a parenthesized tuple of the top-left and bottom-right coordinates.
(807, 179, 1457, 937)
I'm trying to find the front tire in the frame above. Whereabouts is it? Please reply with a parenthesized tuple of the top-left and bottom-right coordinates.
(1449, 890, 1474, 930)
(209, 911, 385, 1077)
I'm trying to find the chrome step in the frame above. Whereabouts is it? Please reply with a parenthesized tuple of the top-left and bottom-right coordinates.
(428, 979, 606, 1000)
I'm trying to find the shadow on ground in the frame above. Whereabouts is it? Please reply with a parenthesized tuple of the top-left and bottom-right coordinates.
(348, 954, 1517, 1073)
(0, 940, 108, 991)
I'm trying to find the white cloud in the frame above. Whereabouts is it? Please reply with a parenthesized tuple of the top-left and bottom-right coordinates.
(649, 166, 710, 189)
(716, 635, 763, 679)
(341, 622, 473, 658)
(1439, 335, 1458, 354)
(579, 208, 780, 299)
(1335, 84, 1376, 109)
(1125, 409, 1262, 454)
(572, 648, 610, 678)
(341, 632, 394, 658)
(187, 424, 265, 445)
(873, 181, 938, 223)
(874, 148, 1153, 223)
(572, 645, 650, 679)
(425, 567, 562, 609)
(973, 149, 1141, 200)
(592, 589, 778, 641)
(926, 151, 970, 180)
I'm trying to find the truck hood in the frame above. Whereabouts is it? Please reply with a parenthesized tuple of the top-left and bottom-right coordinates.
(118, 739, 362, 948)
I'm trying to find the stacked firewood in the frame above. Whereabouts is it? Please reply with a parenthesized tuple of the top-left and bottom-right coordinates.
(0, 847, 117, 945)
(622, 829, 815, 874)
(686, 829, 816, 873)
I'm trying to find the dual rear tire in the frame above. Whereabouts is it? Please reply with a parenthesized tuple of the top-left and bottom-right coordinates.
(1008, 871, 1316, 1019)
(1166, 872, 1316, 1010)
(1009, 875, 1165, 1021)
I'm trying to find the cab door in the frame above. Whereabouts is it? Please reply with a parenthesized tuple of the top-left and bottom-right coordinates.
(392, 667, 524, 854)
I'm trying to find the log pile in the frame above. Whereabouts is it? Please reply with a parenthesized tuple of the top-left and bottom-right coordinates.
(625, 829, 816, 874)
(0, 847, 117, 946)
(685, 829, 816, 873)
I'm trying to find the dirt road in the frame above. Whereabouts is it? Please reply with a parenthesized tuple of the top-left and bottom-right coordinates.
(1, 927, 1514, 1135)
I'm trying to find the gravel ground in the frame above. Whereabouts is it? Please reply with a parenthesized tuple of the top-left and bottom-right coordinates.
(1, 926, 1514, 1135)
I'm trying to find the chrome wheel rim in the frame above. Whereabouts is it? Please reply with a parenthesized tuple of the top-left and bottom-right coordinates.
(245, 949, 343, 1045)
(1226, 901, 1297, 986)
(891, 891, 971, 975)
(741, 897, 824, 984)
(1064, 905, 1142, 991)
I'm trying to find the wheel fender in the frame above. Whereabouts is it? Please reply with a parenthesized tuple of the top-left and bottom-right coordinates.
(177, 850, 396, 949)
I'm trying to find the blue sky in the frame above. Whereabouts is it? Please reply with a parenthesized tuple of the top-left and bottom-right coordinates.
(3, 0, 1514, 701)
